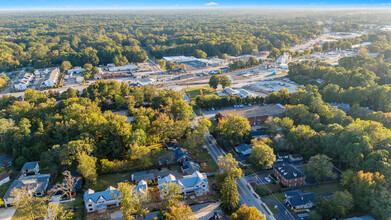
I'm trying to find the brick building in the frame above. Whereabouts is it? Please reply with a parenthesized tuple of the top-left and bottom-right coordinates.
(274, 163, 305, 187)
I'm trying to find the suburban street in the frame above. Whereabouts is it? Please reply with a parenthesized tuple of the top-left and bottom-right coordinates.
(204, 135, 277, 220)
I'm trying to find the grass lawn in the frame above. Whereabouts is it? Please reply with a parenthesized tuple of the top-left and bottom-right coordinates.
(302, 183, 342, 194)
(264, 192, 285, 204)
(194, 149, 219, 173)
(183, 86, 215, 99)
(0, 181, 12, 198)
(63, 196, 84, 220)
(265, 203, 280, 215)
(84, 172, 130, 191)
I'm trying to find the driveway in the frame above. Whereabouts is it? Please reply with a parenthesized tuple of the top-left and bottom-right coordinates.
(0, 207, 16, 220)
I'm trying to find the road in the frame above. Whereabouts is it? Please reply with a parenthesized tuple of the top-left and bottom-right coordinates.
(204, 135, 276, 220)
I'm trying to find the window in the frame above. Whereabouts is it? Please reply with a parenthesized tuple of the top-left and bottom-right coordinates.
(88, 204, 92, 207)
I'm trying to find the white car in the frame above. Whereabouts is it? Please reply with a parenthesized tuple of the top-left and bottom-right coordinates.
(264, 177, 271, 182)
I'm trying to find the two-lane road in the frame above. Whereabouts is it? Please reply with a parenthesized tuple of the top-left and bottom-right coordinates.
(204, 135, 276, 220)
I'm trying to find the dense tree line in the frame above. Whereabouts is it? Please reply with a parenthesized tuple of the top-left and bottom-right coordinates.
(0, 82, 193, 183)
(264, 85, 391, 218)
(0, 11, 325, 71)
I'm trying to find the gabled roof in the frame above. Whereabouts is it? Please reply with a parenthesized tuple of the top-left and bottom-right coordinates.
(133, 180, 148, 193)
(182, 161, 200, 174)
(158, 172, 208, 189)
(285, 190, 317, 207)
(3, 174, 50, 200)
(166, 140, 181, 150)
(83, 186, 120, 203)
(21, 162, 39, 172)
(174, 147, 191, 161)
(235, 144, 253, 154)
(0, 171, 9, 181)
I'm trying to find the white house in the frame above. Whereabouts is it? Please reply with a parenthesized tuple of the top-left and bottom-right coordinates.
(14, 72, 34, 91)
(67, 67, 85, 75)
(158, 171, 209, 199)
(84, 181, 148, 213)
(84, 186, 120, 213)
(21, 161, 39, 177)
(0, 171, 10, 187)
(43, 68, 60, 87)
(76, 76, 84, 84)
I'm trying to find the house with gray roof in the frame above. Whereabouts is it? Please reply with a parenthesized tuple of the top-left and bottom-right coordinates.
(83, 180, 148, 213)
(131, 171, 155, 182)
(235, 144, 253, 156)
(181, 161, 200, 175)
(21, 161, 39, 177)
(84, 186, 120, 212)
(174, 147, 192, 162)
(284, 190, 317, 210)
(158, 171, 209, 199)
(3, 174, 50, 207)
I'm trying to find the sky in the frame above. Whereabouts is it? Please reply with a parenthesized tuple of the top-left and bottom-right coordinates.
(2, 0, 391, 9)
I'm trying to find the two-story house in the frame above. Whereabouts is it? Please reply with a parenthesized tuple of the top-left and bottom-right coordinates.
(158, 171, 209, 199)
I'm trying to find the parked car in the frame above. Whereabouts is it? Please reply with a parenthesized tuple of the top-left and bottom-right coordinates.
(264, 177, 271, 183)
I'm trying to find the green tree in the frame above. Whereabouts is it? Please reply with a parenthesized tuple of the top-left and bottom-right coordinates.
(305, 154, 337, 181)
(77, 152, 97, 183)
(218, 153, 243, 179)
(249, 142, 276, 170)
(195, 49, 207, 58)
(219, 75, 231, 89)
(209, 75, 220, 89)
(216, 114, 251, 147)
(60, 61, 72, 73)
(220, 175, 240, 214)
(45, 202, 74, 220)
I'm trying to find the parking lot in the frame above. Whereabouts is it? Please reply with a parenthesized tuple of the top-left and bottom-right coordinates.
(245, 170, 274, 185)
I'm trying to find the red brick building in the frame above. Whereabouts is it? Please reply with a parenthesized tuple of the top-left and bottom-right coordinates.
(218, 104, 285, 126)
(274, 163, 306, 187)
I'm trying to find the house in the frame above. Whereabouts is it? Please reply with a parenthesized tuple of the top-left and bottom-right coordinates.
(284, 190, 317, 210)
(174, 147, 192, 163)
(0, 171, 10, 187)
(137, 78, 154, 86)
(84, 181, 148, 213)
(218, 104, 285, 126)
(67, 67, 85, 75)
(158, 171, 209, 199)
(235, 144, 253, 156)
(289, 154, 303, 162)
(3, 174, 50, 207)
(21, 161, 39, 177)
(277, 152, 290, 159)
(166, 140, 181, 151)
(83, 186, 120, 213)
(181, 161, 200, 175)
(43, 68, 60, 87)
(274, 163, 305, 187)
(76, 76, 84, 84)
(131, 171, 155, 182)
(14, 72, 34, 91)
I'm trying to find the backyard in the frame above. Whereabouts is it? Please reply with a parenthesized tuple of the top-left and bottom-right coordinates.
(183, 86, 216, 100)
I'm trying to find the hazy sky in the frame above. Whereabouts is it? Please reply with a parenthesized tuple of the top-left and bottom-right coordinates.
(2, 0, 391, 9)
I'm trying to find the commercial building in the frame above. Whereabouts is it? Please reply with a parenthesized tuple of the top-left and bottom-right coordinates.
(67, 67, 85, 75)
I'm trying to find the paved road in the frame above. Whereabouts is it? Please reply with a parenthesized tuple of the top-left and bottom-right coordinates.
(0, 207, 16, 220)
(204, 135, 275, 220)
(262, 199, 296, 220)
